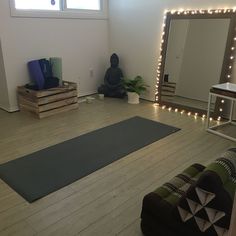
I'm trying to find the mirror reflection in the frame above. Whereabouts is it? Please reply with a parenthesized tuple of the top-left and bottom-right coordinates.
(161, 18, 230, 111)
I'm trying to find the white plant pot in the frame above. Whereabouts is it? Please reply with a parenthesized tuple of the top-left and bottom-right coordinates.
(127, 92, 140, 104)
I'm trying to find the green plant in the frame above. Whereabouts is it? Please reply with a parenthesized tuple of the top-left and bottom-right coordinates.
(122, 76, 148, 95)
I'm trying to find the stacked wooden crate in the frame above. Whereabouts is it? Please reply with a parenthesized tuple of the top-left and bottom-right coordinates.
(17, 81, 78, 118)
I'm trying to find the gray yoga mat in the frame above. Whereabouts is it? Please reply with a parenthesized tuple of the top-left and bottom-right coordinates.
(0, 116, 180, 203)
(50, 57, 62, 86)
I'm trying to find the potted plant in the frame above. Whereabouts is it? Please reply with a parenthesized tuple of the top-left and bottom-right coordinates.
(122, 76, 148, 104)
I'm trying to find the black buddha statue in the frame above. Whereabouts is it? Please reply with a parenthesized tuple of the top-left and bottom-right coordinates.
(98, 53, 126, 98)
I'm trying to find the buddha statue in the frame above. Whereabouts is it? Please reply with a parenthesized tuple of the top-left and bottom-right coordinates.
(98, 53, 126, 98)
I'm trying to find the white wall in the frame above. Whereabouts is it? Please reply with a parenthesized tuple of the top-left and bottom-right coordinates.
(0, 0, 109, 111)
(176, 19, 230, 102)
(164, 20, 189, 84)
(109, 0, 236, 101)
(0, 39, 10, 110)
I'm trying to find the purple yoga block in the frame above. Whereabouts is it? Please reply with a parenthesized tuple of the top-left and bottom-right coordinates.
(28, 60, 45, 90)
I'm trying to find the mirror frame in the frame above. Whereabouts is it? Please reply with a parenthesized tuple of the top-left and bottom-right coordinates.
(156, 9, 236, 118)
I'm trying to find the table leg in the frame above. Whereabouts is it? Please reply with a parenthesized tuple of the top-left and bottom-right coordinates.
(206, 93, 212, 129)
(229, 100, 235, 122)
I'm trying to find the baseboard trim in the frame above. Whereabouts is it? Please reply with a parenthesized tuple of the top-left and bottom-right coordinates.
(0, 105, 19, 113)
(140, 97, 155, 102)
(78, 93, 97, 99)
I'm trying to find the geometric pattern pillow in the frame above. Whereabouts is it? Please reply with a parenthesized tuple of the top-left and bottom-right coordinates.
(177, 149, 236, 236)
(178, 186, 228, 236)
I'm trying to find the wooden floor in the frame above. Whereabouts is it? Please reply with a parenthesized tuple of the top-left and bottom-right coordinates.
(0, 98, 235, 236)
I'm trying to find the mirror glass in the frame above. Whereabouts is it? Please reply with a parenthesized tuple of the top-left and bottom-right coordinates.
(161, 18, 230, 112)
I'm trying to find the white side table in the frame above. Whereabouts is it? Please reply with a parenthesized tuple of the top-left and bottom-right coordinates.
(206, 83, 236, 142)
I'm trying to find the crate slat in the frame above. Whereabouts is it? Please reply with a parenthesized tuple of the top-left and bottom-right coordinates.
(17, 81, 77, 98)
(39, 103, 79, 119)
(39, 97, 78, 112)
(38, 90, 77, 105)
(18, 95, 39, 108)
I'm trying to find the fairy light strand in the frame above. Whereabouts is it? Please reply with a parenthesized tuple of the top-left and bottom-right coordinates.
(155, 7, 236, 122)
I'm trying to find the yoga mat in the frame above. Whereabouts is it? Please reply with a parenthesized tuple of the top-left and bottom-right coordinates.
(0, 116, 180, 203)
(39, 59, 53, 79)
(50, 57, 62, 86)
(28, 60, 45, 90)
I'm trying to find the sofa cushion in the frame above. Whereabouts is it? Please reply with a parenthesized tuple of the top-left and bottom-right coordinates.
(175, 148, 236, 236)
(141, 163, 205, 235)
(141, 149, 236, 236)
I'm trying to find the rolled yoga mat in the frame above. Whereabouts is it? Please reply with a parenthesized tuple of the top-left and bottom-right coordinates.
(39, 58, 53, 79)
(28, 60, 45, 90)
(50, 57, 62, 85)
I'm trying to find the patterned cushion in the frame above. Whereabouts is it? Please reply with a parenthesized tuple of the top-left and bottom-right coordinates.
(176, 148, 236, 236)
(141, 164, 205, 236)
(141, 148, 236, 236)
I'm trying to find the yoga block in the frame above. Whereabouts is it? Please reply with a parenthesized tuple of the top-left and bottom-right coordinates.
(17, 81, 78, 119)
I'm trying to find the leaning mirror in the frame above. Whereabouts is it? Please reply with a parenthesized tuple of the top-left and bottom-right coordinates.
(157, 9, 236, 118)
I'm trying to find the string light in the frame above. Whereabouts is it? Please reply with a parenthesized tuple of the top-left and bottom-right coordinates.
(155, 8, 236, 117)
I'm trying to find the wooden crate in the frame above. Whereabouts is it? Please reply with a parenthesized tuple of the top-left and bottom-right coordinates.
(17, 81, 78, 118)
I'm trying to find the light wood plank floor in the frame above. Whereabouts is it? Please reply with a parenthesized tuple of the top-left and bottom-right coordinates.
(0, 98, 235, 236)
